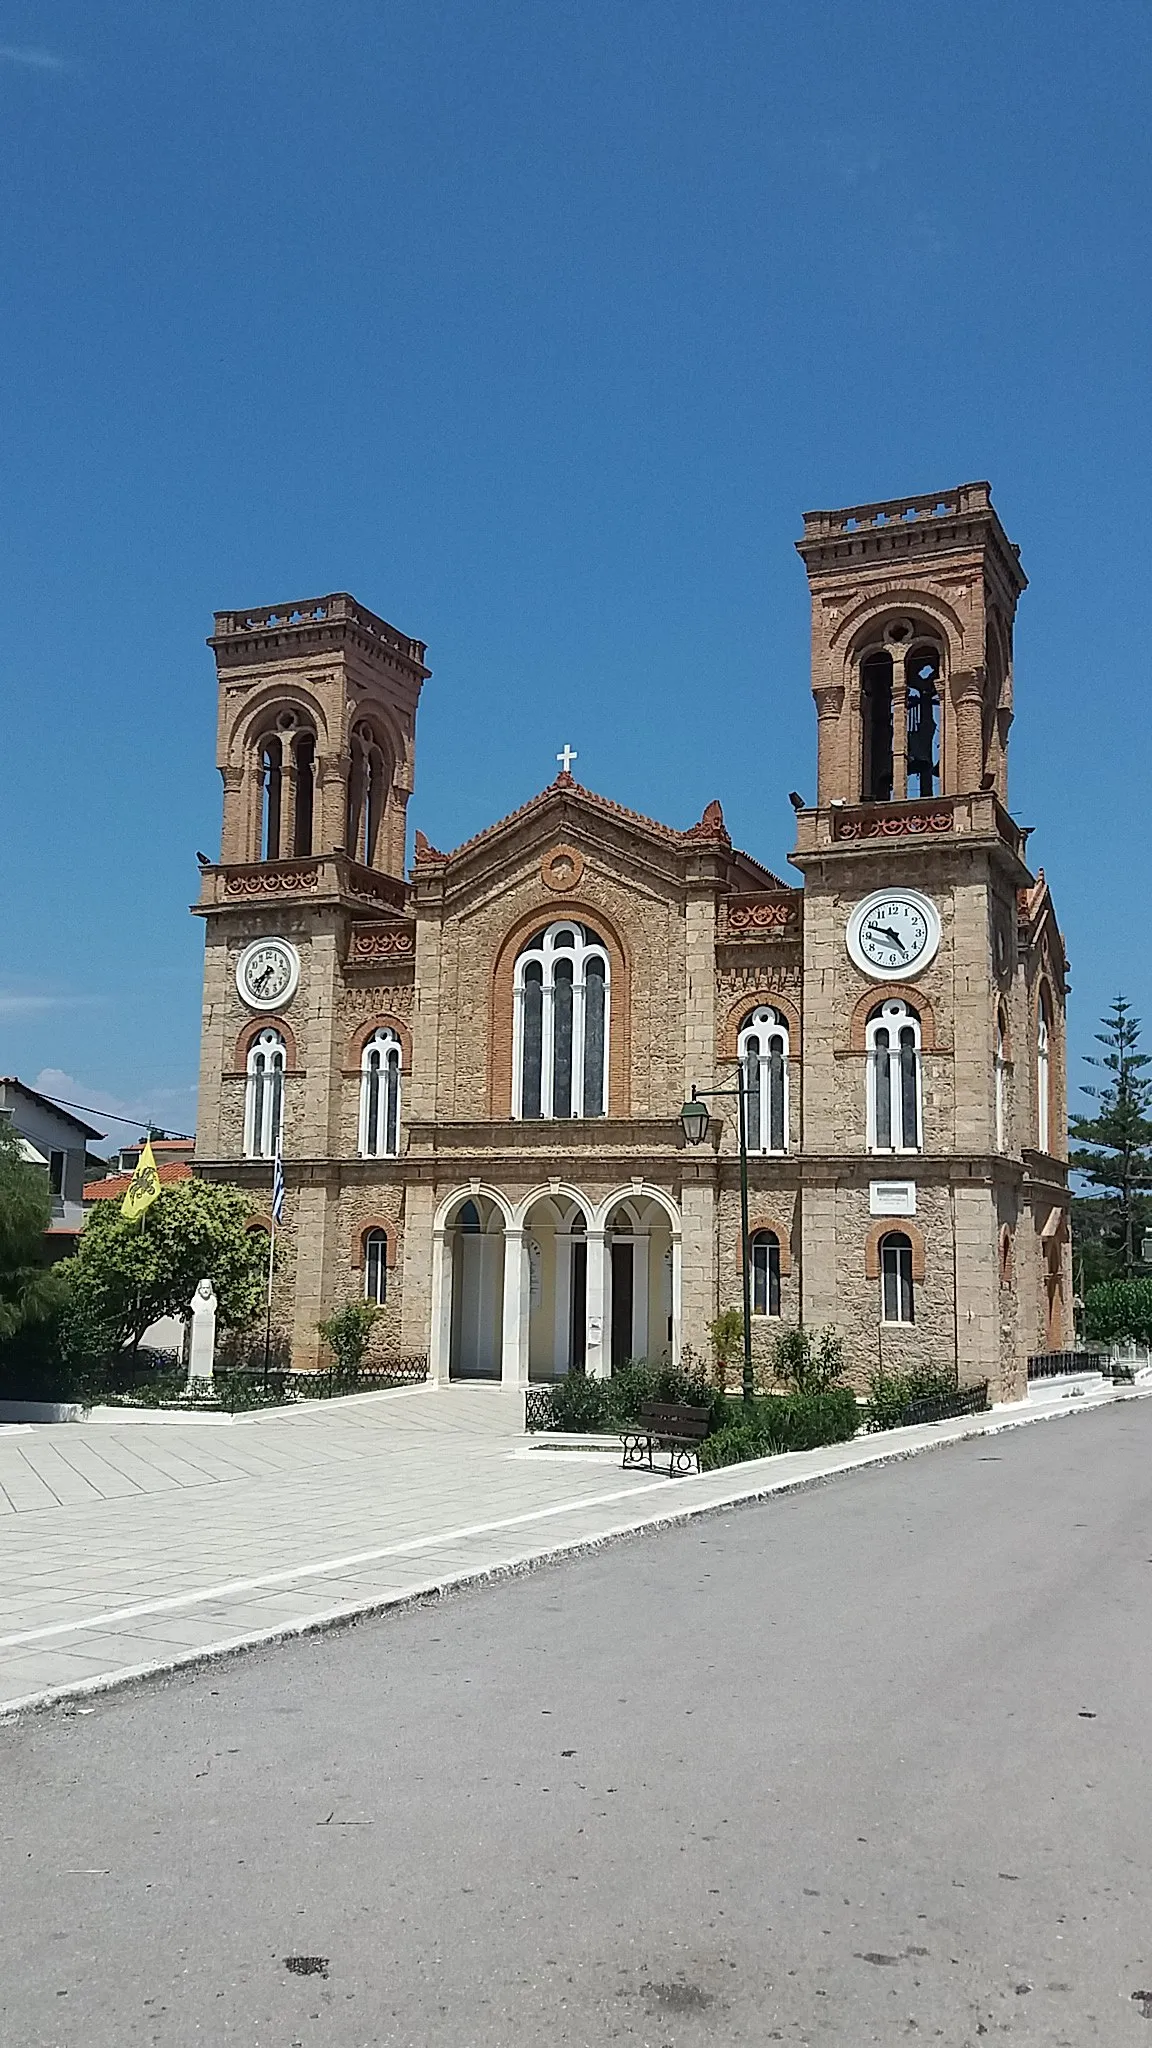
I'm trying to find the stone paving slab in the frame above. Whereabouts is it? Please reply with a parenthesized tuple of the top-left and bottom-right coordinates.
(0, 1378, 1138, 1717)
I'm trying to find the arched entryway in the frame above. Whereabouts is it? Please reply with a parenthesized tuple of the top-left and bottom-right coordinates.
(604, 1197, 675, 1367)
(522, 1194, 592, 1382)
(447, 1194, 506, 1380)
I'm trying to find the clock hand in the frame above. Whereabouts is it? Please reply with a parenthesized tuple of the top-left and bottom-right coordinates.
(880, 926, 908, 955)
(254, 965, 276, 993)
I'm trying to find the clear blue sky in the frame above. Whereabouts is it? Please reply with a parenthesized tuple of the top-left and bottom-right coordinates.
(2, 0, 1149, 1152)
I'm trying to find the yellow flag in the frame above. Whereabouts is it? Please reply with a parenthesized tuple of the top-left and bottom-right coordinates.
(122, 1138, 162, 1223)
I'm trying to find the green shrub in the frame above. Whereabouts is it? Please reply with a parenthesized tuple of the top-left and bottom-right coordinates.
(1083, 1279, 1152, 1347)
(545, 1358, 729, 1434)
(771, 1324, 846, 1395)
(317, 1300, 380, 1380)
(699, 1387, 860, 1468)
(547, 1373, 612, 1431)
(864, 1364, 957, 1433)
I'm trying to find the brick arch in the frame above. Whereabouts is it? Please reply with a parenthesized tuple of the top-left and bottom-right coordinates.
(720, 990, 801, 1060)
(344, 1013, 412, 1072)
(234, 1013, 300, 1071)
(231, 684, 330, 758)
(831, 587, 967, 659)
(847, 985, 938, 1053)
(246, 1213, 274, 1235)
(864, 1218, 926, 1283)
(489, 899, 631, 1117)
(353, 1216, 398, 1268)
(748, 1215, 793, 1277)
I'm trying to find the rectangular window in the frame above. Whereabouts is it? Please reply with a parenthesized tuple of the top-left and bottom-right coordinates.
(751, 1235, 781, 1317)
(881, 1240, 915, 1324)
(49, 1150, 66, 1199)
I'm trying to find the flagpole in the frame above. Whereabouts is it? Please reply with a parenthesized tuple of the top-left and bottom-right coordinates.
(263, 1211, 275, 1386)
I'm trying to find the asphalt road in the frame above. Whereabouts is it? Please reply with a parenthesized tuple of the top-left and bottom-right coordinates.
(5, 1402, 1152, 2047)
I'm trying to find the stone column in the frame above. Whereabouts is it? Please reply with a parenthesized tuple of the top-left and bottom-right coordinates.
(949, 669, 986, 792)
(813, 685, 846, 806)
(585, 1230, 608, 1379)
(501, 1227, 529, 1388)
(427, 1224, 452, 1386)
(891, 668, 908, 802)
(401, 1181, 436, 1363)
(670, 1233, 683, 1366)
(678, 1177, 716, 1363)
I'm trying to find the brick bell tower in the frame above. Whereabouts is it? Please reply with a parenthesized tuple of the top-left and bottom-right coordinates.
(192, 598, 429, 1338)
(789, 483, 1068, 1397)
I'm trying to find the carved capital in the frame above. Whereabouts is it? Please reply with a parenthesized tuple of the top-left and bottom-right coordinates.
(813, 684, 845, 721)
(948, 665, 986, 706)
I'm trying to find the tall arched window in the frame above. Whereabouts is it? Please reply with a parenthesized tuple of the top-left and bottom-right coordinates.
(1037, 990, 1051, 1152)
(738, 1007, 789, 1153)
(513, 923, 609, 1119)
(363, 1228, 389, 1305)
(359, 1028, 401, 1157)
(750, 1229, 781, 1317)
(347, 722, 388, 867)
(995, 1007, 1008, 1152)
(867, 1000, 922, 1153)
(904, 645, 940, 798)
(259, 736, 282, 860)
(880, 1231, 915, 1323)
(861, 649, 894, 801)
(292, 731, 315, 855)
(244, 1028, 286, 1159)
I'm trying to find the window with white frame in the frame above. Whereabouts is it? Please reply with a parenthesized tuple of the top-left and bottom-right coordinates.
(750, 1229, 782, 1316)
(244, 1028, 286, 1159)
(1037, 992, 1051, 1152)
(994, 1008, 1008, 1153)
(880, 1231, 915, 1323)
(866, 1000, 922, 1153)
(738, 1007, 789, 1153)
(513, 922, 609, 1119)
(363, 1228, 389, 1305)
(359, 1027, 401, 1157)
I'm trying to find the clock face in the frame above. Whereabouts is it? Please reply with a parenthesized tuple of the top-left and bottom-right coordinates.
(846, 890, 940, 979)
(236, 937, 300, 1011)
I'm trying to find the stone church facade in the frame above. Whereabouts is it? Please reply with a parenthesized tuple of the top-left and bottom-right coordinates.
(193, 482, 1070, 1400)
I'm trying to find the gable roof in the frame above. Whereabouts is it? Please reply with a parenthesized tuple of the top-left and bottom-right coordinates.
(412, 773, 786, 888)
(0, 1078, 105, 1141)
(84, 1161, 193, 1202)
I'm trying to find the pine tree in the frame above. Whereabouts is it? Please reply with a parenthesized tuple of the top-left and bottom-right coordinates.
(1069, 996, 1152, 1278)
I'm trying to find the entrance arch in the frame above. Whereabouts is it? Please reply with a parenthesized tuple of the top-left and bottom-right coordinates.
(595, 1190, 679, 1368)
(431, 1190, 509, 1383)
(520, 1193, 593, 1382)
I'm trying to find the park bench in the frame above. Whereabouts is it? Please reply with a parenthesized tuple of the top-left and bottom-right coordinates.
(621, 1401, 711, 1476)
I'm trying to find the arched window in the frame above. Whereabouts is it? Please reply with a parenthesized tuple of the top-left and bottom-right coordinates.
(880, 1232, 915, 1323)
(861, 649, 894, 801)
(904, 645, 940, 799)
(995, 1007, 1008, 1153)
(363, 1228, 389, 1305)
(347, 722, 388, 868)
(244, 1028, 285, 1159)
(738, 1007, 789, 1153)
(750, 1229, 781, 1317)
(513, 923, 610, 1119)
(259, 736, 282, 860)
(867, 1000, 922, 1153)
(1037, 990, 1051, 1152)
(359, 1028, 401, 1157)
(292, 731, 315, 856)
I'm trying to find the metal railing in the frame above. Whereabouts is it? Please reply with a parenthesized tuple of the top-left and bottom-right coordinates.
(524, 1387, 557, 1432)
(902, 1381, 989, 1426)
(1027, 1351, 1108, 1381)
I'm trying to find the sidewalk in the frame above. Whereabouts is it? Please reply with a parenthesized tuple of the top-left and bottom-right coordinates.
(0, 1377, 1136, 1717)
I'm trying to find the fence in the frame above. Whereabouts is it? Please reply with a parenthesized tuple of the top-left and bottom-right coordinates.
(1027, 1351, 1108, 1381)
(524, 1387, 557, 1432)
(901, 1380, 989, 1427)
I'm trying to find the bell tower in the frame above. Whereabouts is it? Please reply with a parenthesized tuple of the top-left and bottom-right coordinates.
(796, 481, 1025, 812)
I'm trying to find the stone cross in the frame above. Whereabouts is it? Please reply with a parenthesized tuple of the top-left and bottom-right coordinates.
(187, 1277, 218, 1387)
(556, 743, 578, 777)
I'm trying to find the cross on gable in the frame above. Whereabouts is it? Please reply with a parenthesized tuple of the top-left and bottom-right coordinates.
(556, 743, 578, 777)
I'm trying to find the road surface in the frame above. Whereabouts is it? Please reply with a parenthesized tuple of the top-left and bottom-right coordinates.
(4, 1399, 1151, 2044)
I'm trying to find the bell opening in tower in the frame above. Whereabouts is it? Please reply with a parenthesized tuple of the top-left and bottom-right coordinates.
(861, 650, 894, 802)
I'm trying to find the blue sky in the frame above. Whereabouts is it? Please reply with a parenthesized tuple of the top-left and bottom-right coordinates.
(1, 0, 1149, 1151)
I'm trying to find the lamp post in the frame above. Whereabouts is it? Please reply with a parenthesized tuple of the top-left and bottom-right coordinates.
(680, 1076, 754, 1405)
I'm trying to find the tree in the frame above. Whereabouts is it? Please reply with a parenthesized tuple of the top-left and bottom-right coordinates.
(771, 1324, 846, 1394)
(0, 1119, 66, 1340)
(1083, 1278, 1152, 1348)
(63, 1179, 267, 1355)
(1069, 996, 1152, 1278)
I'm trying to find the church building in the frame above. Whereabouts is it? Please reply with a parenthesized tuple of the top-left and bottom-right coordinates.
(193, 482, 1071, 1401)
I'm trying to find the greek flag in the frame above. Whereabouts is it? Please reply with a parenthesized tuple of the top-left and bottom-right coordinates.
(271, 1149, 285, 1225)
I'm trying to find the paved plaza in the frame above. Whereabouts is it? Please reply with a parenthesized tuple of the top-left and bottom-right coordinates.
(0, 1378, 1134, 1715)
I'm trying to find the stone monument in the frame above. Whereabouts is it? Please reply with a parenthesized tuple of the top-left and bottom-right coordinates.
(187, 1278, 218, 1389)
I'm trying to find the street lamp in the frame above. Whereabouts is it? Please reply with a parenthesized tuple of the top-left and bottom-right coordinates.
(679, 1078, 755, 1405)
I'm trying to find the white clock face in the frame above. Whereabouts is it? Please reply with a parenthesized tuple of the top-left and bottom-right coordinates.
(847, 890, 940, 979)
(236, 938, 300, 1011)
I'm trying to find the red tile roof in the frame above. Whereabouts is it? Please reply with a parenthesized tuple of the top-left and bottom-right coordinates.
(84, 1162, 193, 1201)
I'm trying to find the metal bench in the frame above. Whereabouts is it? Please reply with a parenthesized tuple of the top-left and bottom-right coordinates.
(621, 1401, 711, 1475)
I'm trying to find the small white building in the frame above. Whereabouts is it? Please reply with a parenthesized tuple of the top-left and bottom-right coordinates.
(0, 1077, 106, 1258)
